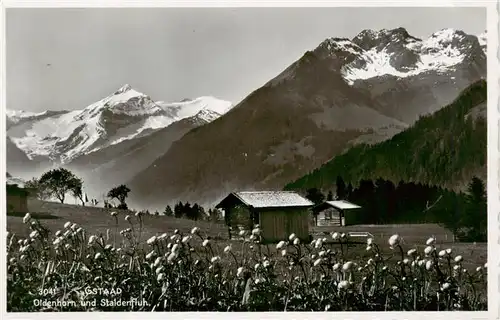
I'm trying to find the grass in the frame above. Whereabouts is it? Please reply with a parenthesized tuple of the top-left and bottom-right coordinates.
(6, 199, 488, 311)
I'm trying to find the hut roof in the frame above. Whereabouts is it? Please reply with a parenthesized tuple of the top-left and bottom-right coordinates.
(325, 200, 362, 210)
(216, 191, 314, 209)
(313, 200, 362, 212)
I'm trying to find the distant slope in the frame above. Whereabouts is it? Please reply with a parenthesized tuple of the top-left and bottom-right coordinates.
(285, 80, 487, 192)
(65, 114, 211, 197)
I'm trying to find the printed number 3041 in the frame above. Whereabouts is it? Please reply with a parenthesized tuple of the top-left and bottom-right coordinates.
(39, 288, 58, 295)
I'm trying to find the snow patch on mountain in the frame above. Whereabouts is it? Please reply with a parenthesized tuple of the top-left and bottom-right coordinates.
(341, 28, 485, 84)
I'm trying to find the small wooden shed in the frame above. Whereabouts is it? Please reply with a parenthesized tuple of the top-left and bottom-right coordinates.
(312, 200, 362, 227)
(215, 191, 314, 242)
(7, 183, 29, 213)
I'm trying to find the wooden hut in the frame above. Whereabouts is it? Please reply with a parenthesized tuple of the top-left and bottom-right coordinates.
(312, 200, 362, 227)
(7, 183, 29, 213)
(215, 191, 314, 242)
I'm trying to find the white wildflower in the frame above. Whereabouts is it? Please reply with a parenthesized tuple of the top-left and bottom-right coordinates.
(64, 221, 72, 229)
(425, 260, 434, 271)
(154, 257, 162, 268)
(340, 233, 346, 239)
(366, 245, 372, 251)
(441, 282, 451, 291)
(289, 233, 296, 241)
(333, 263, 340, 271)
(454, 255, 463, 263)
(338, 280, 350, 290)
(388, 234, 400, 247)
(104, 244, 112, 250)
(476, 266, 482, 272)
(252, 228, 260, 236)
(254, 263, 260, 270)
(224, 245, 232, 254)
(191, 227, 200, 235)
(125, 215, 131, 222)
(94, 253, 102, 260)
(426, 237, 436, 246)
(202, 239, 210, 247)
(147, 236, 157, 245)
(293, 238, 300, 245)
(484, 263, 488, 269)
(53, 238, 62, 246)
(367, 238, 373, 246)
(171, 243, 180, 253)
(182, 235, 191, 244)
(23, 213, 31, 224)
(155, 266, 164, 275)
(315, 238, 323, 249)
(157, 273, 165, 281)
(167, 252, 178, 263)
(263, 260, 271, 268)
(424, 246, 434, 255)
(453, 265, 460, 271)
(237, 267, 244, 278)
(446, 248, 452, 255)
(88, 235, 96, 245)
(211, 256, 220, 263)
(64, 244, 71, 250)
(407, 249, 417, 256)
(313, 258, 322, 267)
(276, 241, 287, 250)
(319, 250, 326, 257)
(281, 249, 287, 257)
(29, 231, 38, 239)
(403, 258, 409, 265)
(146, 251, 156, 260)
(331, 232, 339, 240)
(110, 211, 118, 217)
(343, 261, 354, 272)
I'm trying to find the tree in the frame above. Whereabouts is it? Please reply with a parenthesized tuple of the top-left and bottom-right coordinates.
(327, 191, 334, 201)
(107, 184, 131, 210)
(163, 205, 174, 217)
(336, 176, 346, 200)
(38, 168, 83, 203)
(24, 178, 51, 200)
(174, 202, 184, 218)
(462, 177, 487, 241)
(69, 178, 85, 206)
(305, 188, 325, 204)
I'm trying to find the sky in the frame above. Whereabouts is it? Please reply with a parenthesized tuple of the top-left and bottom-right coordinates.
(6, 7, 486, 112)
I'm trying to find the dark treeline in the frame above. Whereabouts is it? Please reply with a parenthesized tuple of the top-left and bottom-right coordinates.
(160, 202, 223, 222)
(305, 175, 487, 242)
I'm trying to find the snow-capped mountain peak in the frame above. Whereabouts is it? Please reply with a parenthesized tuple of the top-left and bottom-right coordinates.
(338, 28, 486, 84)
(114, 83, 133, 94)
(7, 86, 233, 164)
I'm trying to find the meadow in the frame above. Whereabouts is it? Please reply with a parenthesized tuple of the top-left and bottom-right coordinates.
(6, 199, 488, 311)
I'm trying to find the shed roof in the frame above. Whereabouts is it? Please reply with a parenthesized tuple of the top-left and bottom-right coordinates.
(313, 200, 362, 213)
(326, 200, 362, 210)
(216, 191, 314, 209)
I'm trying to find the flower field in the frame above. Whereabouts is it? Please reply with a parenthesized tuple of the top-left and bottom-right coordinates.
(7, 212, 488, 312)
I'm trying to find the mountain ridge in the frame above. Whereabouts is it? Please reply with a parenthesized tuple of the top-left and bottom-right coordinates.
(125, 27, 486, 210)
